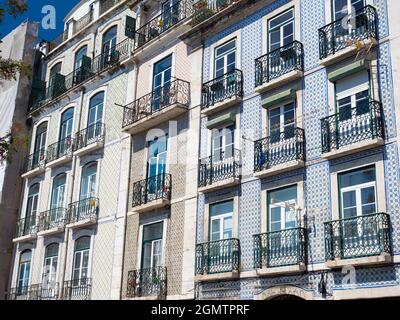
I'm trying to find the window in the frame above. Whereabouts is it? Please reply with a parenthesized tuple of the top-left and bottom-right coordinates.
(102, 26, 117, 55)
(59, 108, 74, 155)
(336, 71, 370, 121)
(49, 63, 62, 86)
(268, 9, 294, 52)
(214, 39, 236, 78)
(147, 135, 168, 197)
(153, 55, 172, 110)
(161, 0, 179, 29)
(339, 166, 377, 219)
(211, 125, 234, 162)
(141, 222, 164, 269)
(80, 162, 97, 200)
(210, 200, 233, 241)
(33, 122, 47, 164)
(87, 92, 104, 140)
(26, 184, 40, 219)
(17, 250, 32, 295)
(268, 101, 296, 142)
(268, 185, 298, 232)
(332, 0, 365, 21)
(74, 46, 88, 71)
(50, 174, 66, 209)
(42, 243, 59, 288)
(72, 236, 91, 284)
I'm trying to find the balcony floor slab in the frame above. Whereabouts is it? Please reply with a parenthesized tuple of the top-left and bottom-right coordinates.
(195, 271, 240, 283)
(66, 218, 97, 229)
(256, 263, 306, 276)
(132, 198, 171, 214)
(326, 253, 392, 269)
(13, 234, 37, 243)
(255, 70, 303, 94)
(254, 160, 304, 179)
(37, 226, 65, 237)
(198, 177, 240, 193)
(322, 137, 384, 160)
(73, 141, 104, 157)
(46, 155, 72, 169)
(201, 96, 242, 116)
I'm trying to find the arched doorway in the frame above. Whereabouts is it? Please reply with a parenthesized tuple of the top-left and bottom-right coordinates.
(270, 294, 305, 300)
(254, 285, 314, 300)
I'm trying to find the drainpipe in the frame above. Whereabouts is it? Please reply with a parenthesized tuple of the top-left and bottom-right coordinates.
(59, 88, 85, 298)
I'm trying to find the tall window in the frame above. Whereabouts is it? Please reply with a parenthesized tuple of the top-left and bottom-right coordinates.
(161, 0, 179, 29)
(74, 46, 88, 70)
(153, 55, 172, 110)
(42, 243, 59, 288)
(17, 250, 32, 294)
(50, 174, 67, 209)
(332, 0, 365, 21)
(212, 125, 234, 162)
(102, 26, 117, 57)
(59, 108, 74, 155)
(268, 9, 294, 52)
(141, 222, 164, 269)
(33, 122, 47, 164)
(26, 184, 40, 218)
(72, 236, 91, 283)
(147, 136, 167, 196)
(49, 62, 62, 86)
(210, 200, 233, 241)
(80, 162, 97, 200)
(214, 39, 236, 78)
(339, 166, 377, 219)
(268, 185, 298, 232)
(87, 92, 104, 141)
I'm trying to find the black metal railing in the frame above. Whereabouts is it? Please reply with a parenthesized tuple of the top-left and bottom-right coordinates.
(100, 0, 122, 15)
(38, 208, 67, 232)
(126, 267, 167, 298)
(47, 137, 74, 163)
(321, 100, 384, 154)
(254, 127, 305, 172)
(198, 149, 241, 188)
(319, 5, 378, 59)
(73, 10, 93, 35)
(23, 148, 46, 173)
(40, 283, 60, 300)
(122, 79, 190, 128)
(201, 69, 243, 109)
(255, 41, 304, 87)
(132, 173, 171, 208)
(7, 285, 42, 300)
(62, 278, 92, 300)
(253, 227, 307, 269)
(67, 197, 98, 225)
(15, 215, 37, 238)
(92, 38, 132, 74)
(135, 0, 192, 49)
(74, 122, 105, 152)
(195, 238, 240, 274)
(325, 213, 392, 261)
(191, 0, 235, 26)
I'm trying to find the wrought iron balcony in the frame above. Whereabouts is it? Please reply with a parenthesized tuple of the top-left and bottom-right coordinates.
(198, 149, 241, 188)
(324, 212, 392, 261)
(23, 148, 46, 173)
(126, 267, 167, 299)
(92, 38, 132, 74)
(253, 227, 307, 269)
(47, 137, 74, 163)
(255, 41, 304, 87)
(195, 238, 240, 275)
(135, 0, 192, 49)
(254, 127, 305, 173)
(319, 5, 378, 60)
(67, 197, 98, 225)
(73, 10, 93, 35)
(201, 69, 243, 109)
(15, 215, 37, 239)
(74, 122, 105, 152)
(100, 0, 122, 15)
(132, 173, 171, 208)
(321, 100, 384, 154)
(7, 284, 42, 300)
(191, 0, 235, 26)
(61, 278, 92, 300)
(122, 79, 190, 128)
(38, 208, 67, 232)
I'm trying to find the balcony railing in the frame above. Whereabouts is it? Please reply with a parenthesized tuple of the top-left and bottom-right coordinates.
(195, 238, 240, 275)
(122, 78, 190, 128)
(132, 173, 171, 208)
(38, 208, 67, 232)
(191, 0, 235, 26)
(67, 197, 98, 225)
(126, 267, 167, 298)
(74, 122, 105, 152)
(62, 278, 92, 300)
(201, 69, 243, 109)
(23, 148, 46, 173)
(135, 0, 192, 49)
(319, 5, 378, 59)
(100, 0, 122, 15)
(324, 213, 392, 261)
(92, 38, 132, 74)
(198, 149, 241, 188)
(253, 227, 307, 269)
(255, 41, 304, 87)
(254, 128, 305, 173)
(15, 215, 37, 238)
(321, 100, 384, 154)
(73, 10, 93, 35)
(47, 137, 74, 163)
(7, 285, 42, 300)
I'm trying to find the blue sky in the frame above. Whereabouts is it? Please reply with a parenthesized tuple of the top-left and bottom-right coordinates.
(1, 0, 80, 41)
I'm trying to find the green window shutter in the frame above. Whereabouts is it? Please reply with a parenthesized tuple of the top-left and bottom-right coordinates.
(81, 55, 92, 70)
(125, 16, 136, 39)
(262, 89, 297, 108)
(206, 112, 236, 129)
(328, 59, 369, 82)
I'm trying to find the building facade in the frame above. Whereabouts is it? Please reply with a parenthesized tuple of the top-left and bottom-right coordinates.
(6, 0, 400, 301)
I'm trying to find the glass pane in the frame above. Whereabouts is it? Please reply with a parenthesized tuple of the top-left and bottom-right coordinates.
(269, 185, 297, 204)
(143, 222, 163, 242)
(340, 167, 376, 188)
(142, 242, 152, 269)
(210, 200, 234, 217)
